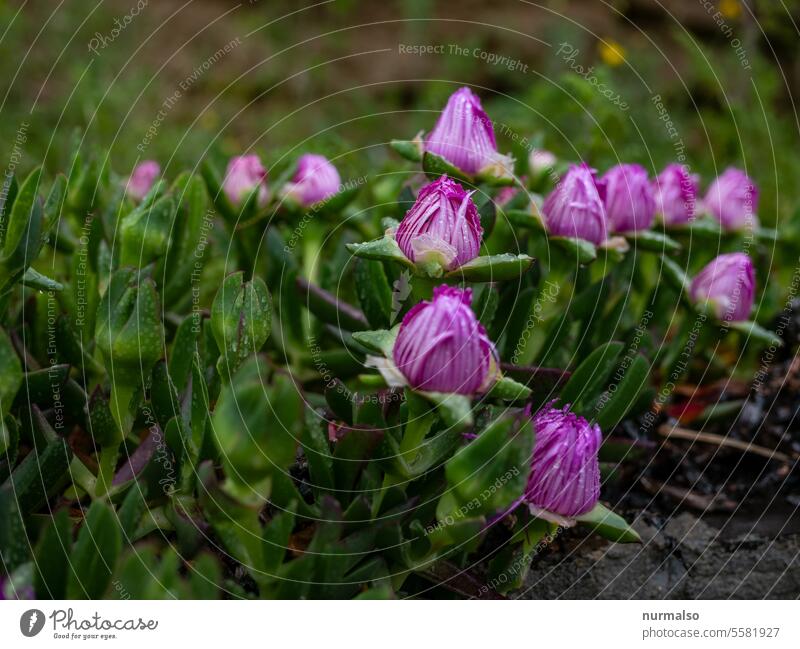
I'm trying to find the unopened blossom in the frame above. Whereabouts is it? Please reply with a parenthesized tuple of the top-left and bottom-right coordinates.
(125, 161, 160, 201)
(704, 167, 758, 230)
(223, 155, 268, 206)
(395, 175, 482, 271)
(652, 163, 699, 226)
(541, 163, 607, 245)
(524, 403, 601, 522)
(425, 87, 513, 179)
(603, 163, 656, 234)
(282, 153, 341, 207)
(392, 285, 497, 394)
(689, 252, 755, 322)
(528, 149, 556, 176)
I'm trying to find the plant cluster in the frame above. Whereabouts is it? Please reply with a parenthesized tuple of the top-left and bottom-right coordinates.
(0, 85, 780, 600)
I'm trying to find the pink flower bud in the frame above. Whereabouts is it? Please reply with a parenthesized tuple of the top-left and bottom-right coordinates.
(652, 163, 699, 226)
(395, 176, 482, 271)
(528, 149, 556, 176)
(524, 403, 601, 521)
(425, 87, 513, 178)
(125, 161, 160, 201)
(602, 163, 655, 234)
(704, 167, 758, 230)
(690, 252, 755, 322)
(283, 153, 341, 207)
(541, 163, 607, 245)
(393, 286, 497, 395)
(223, 155, 268, 206)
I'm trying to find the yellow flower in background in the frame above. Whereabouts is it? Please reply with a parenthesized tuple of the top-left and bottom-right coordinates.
(719, 0, 742, 19)
(598, 38, 626, 67)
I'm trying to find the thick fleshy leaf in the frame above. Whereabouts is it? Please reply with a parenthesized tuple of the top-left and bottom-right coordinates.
(551, 236, 597, 264)
(346, 236, 413, 267)
(445, 253, 535, 282)
(575, 502, 641, 543)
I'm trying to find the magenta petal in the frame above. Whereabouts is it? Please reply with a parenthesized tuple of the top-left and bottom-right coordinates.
(542, 163, 607, 245)
(603, 163, 656, 234)
(690, 252, 755, 322)
(392, 285, 496, 394)
(524, 403, 601, 519)
(395, 175, 482, 270)
(424, 87, 500, 175)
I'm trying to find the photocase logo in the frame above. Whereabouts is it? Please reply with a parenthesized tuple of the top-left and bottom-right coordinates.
(20, 609, 45, 637)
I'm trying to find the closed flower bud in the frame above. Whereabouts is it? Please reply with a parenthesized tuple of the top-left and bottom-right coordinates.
(223, 155, 268, 206)
(652, 163, 699, 226)
(704, 167, 758, 230)
(602, 163, 655, 234)
(125, 161, 160, 201)
(689, 252, 755, 322)
(395, 175, 482, 271)
(541, 163, 607, 245)
(393, 285, 497, 395)
(524, 403, 601, 522)
(282, 153, 341, 207)
(528, 149, 556, 176)
(425, 87, 513, 178)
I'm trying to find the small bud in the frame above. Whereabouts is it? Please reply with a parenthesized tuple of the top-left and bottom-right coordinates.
(602, 163, 655, 234)
(125, 161, 160, 201)
(282, 154, 341, 207)
(652, 163, 699, 226)
(223, 155, 268, 206)
(541, 163, 607, 245)
(704, 167, 758, 230)
(524, 403, 601, 523)
(690, 252, 755, 322)
(395, 175, 482, 272)
(392, 285, 497, 395)
(425, 87, 514, 179)
(528, 149, 556, 176)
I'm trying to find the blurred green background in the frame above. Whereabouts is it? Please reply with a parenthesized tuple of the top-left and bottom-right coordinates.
(2, 0, 800, 227)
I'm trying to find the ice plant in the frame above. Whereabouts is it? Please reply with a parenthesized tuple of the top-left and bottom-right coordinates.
(282, 153, 341, 207)
(392, 286, 497, 395)
(689, 252, 755, 322)
(125, 161, 160, 201)
(425, 87, 513, 179)
(541, 163, 607, 245)
(223, 154, 268, 206)
(704, 167, 758, 230)
(652, 163, 699, 226)
(524, 403, 601, 524)
(395, 175, 482, 272)
(602, 163, 655, 234)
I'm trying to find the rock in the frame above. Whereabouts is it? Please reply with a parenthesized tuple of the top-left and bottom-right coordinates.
(515, 512, 800, 599)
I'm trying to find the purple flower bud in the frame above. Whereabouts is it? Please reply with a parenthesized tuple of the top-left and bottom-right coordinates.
(704, 167, 758, 230)
(223, 155, 268, 206)
(602, 163, 656, 233)
(652, 163, 699, 226)
(425, 87, 513, 178)
(283, 153, 341, 207)
(395, 176, 482, 271)
(690, 252, 755, 322)
(541, 163, 607, 245)
(125, 161, 160, 201)
(393, 285, 497, 395)
(524, 403, 601, 521)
